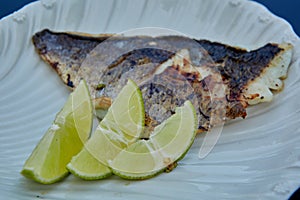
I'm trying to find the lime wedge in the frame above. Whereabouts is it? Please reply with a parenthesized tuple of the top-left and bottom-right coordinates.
(110, 101, 197, 180)
(21, 80, 93, 184)
(67, 148, 112, 180)
(67, 79, 145, 180)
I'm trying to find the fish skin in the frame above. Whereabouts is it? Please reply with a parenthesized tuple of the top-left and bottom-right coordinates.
(32, 29, 292, 132)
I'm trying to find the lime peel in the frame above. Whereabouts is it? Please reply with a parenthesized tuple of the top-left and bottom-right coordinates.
(21, 80, 93, 184)
(67, 79, 145, 180)
(110, 101, 197, 180)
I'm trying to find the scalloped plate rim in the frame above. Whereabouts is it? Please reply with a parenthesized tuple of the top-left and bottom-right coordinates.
(0, 0, 300, 200)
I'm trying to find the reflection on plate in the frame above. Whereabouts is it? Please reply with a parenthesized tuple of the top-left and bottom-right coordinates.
(0, 0, 300, 199)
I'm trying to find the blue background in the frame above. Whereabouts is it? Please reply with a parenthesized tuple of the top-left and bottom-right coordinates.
(0, 0, 299, 199)
(0, 0, 299, 36)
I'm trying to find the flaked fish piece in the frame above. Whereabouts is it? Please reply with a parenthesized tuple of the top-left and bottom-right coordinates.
(32, 29, 293, 132)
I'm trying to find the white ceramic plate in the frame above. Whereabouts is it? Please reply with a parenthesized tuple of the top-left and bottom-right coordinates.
(1, 0, 300, 199)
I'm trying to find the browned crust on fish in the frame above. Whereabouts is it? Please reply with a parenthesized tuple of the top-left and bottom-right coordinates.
(32, 29, 292, 132)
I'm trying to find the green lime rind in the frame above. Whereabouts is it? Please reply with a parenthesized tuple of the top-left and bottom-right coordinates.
(176, 102, 198, 162)
(67, 148, 112, 181)
(67, 79, 145, 180)
(112, 167, 165, 180)
(110, 101, 197, 180)
(21, 168, 69, 185)
(72, 79, 94, 143)
(21, 80, 93, 184)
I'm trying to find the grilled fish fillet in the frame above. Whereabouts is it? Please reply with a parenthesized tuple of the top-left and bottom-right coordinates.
(32, 29, 293, 132)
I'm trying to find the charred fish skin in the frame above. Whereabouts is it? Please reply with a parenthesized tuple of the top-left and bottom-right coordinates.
(32, 29, 291, 94)
(197, 40, 289, 102)
(32, 29, 293, 132)
(92, 48, 175, 100)
(32, 29, 106, 88)
(140, 66, 201, 131)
